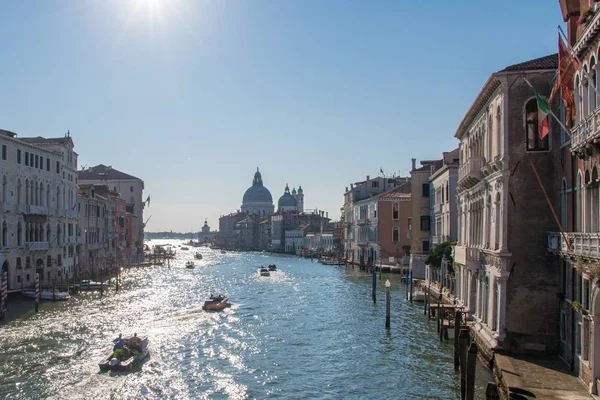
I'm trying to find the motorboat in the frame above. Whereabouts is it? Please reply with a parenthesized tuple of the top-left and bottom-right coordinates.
(195, 252, 203, 260)
(202, 294, 230, 311)
(99, 335, 150, 372)
(267, 264, 277, 271)
(220, 250, 226, 254)
(79, 280, 103, 290)
(22, 289, 71, 301)
(185, 261, 195, 269)
(259, 267, 270, 277)
(181, 246, 190, 251)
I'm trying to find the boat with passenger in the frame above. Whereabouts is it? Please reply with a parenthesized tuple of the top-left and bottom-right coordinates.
(202, 294, 231, 311)
(99, 333, 150, 372)
(195, 252, 203, 260)
(267, 264, 277, 271)
(259, 267, 270, 277)
(185, 261, 195, 269)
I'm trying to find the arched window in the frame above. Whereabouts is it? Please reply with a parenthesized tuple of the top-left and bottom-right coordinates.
(575, 75, 582, 122)
(495, 193, 502, 250)
(486, 195, 492, 248)
(17, 179, 21, 205)
(392, 226, 399, 243)
(17, 222, 22, 246)
(590, 58, 597, 112)
(576, 172, 582, 232)
(525, 98, 549, 151)
(496, 104, 503, 158)
(2, 176, 6, 204)
(25, 179, 29, 205)
(561, 178, 568, 230)
(46, 185, 50, 209)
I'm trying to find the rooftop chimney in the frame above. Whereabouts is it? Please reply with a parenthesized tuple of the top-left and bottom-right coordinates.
(366, 175, 370, 181)
(411, 158, 416, 171)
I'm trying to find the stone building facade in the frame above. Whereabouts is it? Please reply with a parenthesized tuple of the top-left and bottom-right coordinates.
(453, 54, 562, 361)
(430, 149, 460, 247)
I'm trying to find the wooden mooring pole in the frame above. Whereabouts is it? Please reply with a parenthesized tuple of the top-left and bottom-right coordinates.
(454, 310, 462, 371)
(34, 273, 39, 313)
(466, 342, 478, 400)
(385, 280, 391, 329)
(459, 329, 469, 400)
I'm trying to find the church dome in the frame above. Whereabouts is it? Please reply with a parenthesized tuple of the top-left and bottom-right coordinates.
(278, 184, 298, 208)
(242, 169, 273, 204)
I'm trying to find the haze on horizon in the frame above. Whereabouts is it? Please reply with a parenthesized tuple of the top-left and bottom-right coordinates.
(0, 0, 559, 232)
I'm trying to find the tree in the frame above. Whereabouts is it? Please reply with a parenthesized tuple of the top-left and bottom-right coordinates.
(424, 241, 457, 274)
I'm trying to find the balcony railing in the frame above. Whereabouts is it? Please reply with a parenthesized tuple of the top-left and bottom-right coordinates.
(28, 241, 50, 251)
(571, 108, 600, 155)
(18, 204, 28, 213)
(453, 245, 479, 266)
(548, 232, 600, 259)
(457, 157, 484, 189)
(432, 235, 450, 245)
(27, 205, 48, 215)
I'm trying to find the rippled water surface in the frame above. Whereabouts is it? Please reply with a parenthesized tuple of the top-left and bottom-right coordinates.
(0, 240, 490, 399)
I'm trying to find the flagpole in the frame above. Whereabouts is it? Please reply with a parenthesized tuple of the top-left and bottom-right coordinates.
(558, 25, 600, 97)
(528, 159, 571, 252)
(523, 78, 572, 136)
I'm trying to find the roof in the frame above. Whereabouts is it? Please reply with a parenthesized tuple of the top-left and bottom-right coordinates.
(497, 53, 558, 73)
(78, 164, 142, 181)
(376, 181, 412, 200)
(412, 160, 443, 173)
(20, 135, 74, 148)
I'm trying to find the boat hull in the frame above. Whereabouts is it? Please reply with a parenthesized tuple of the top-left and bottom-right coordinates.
(99, 338, 150, 372)
(202, 299, 230, 311)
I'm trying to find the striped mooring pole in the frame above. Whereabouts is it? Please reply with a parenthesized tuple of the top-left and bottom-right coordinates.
(35, 273, 39, 313)
(1, 271, 7, 318)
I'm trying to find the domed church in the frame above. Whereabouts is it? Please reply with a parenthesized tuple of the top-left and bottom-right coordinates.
(241, 168, 275, 216)
(277, 184, 304, 213)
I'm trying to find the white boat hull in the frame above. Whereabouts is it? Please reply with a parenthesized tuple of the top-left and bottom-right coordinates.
(22, 289, 71, 301)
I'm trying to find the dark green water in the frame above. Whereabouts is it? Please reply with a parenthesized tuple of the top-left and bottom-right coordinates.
(0, 240, 491, 399)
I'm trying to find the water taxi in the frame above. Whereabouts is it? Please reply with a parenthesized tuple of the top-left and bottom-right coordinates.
(202, 294, 230, 311)
(99, 334, 150, 372)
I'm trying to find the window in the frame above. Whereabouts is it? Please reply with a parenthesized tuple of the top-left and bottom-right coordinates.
(422, 183, 429, 197)
(130, 186, 134, 192)
(420, 216, 430, 231)
(392, 227, 399, 243)
(39, 156, 43, 169)
(371, 181, 379, 188)
(1, 145, 6, 161)
(46, 158, 50, 171)
(56, 161, 60, 173)
(25, 151, 29, 166)
(35, 155, 38, 168)
(422, 240, 430, 252)
(17, 149, 21, 164)
(392, 203, 399, 220)
(29, 153, 33, 167)
(525, 98, 550, 151)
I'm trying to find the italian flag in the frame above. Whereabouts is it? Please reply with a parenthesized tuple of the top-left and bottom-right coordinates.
(535, 92, 551, 139)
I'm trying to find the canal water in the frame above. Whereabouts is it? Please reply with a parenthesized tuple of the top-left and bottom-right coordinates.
(0, 240, 491, 399)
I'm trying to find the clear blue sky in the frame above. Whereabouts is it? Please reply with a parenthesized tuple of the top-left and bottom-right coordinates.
(0, 0, 563, 232)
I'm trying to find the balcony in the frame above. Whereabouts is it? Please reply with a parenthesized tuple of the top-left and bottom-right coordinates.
(434, 203, 443, 214)
(453, 245, 479, 268)
(28, 241, 50, 251)
(571, 108, 600, 156)
(2, 203, 11, 213)
(432, 235, 450, 245)
(457, 157, 484, 190)
(27, 205, 48, 215)
(18, 204, 28, 213)
(548, 232, 600, 259)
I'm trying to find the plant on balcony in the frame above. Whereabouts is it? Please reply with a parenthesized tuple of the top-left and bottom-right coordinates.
(578, 6, 596, 26)
(425, 241, 456, 274)
(571, 301, 583, 311)
(573, 256, 600, 279)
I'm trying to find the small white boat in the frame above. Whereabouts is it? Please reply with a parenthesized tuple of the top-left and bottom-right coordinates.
(412, 287, 425, 302)
(22, 289, 71, 301)
(181, 246, 190, 251)
(259, 268, 270, 277)
(79, 280, 103, 290)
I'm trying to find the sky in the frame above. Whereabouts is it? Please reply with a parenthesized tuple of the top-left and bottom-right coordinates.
(0, 0, 564, 232)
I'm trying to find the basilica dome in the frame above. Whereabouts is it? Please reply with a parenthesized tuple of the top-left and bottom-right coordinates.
(278, 184, 298, 211)
(241, 169, 274, 216)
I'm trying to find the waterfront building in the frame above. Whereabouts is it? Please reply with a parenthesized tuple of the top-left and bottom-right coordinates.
(241, 168, 274, 217)
(548, 1, 600, 392)
(453, 54, 561, 363)
(343, 175, 410, 263)
(409, 158, 443, 277)
(78, 164, 145, 260)
(258, 217, 271, 250)
(0, 130, 80, 290)
(304, 231, 335, 254)
(217, 211, 246, 249)
(429, 149, 460, 247)
(236, 216, 258, 250)
(198, 219, 217, 245)
(271, 210, 330, 252)
(284, 224, 309, 253)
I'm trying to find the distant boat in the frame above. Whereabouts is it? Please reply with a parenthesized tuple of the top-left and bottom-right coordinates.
(22, 289, 71, 301)
(259, 267, 270, 277)
(79, 280, 103, 290)
(185, 261, 195, 269)
(195, 252, 203, 260)
(220, 250, 226, 254)
(268, 264, 277, 271)
(181, 246, 190, 251)
(99, 335, 150, 372)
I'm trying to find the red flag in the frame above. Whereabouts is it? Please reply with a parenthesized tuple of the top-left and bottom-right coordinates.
(550, 35, 578, 127)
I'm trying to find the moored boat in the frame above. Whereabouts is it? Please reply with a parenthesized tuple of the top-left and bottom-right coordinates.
(185, 261, 195, 269)
(412, 287, 425, 302)
(99, 334, 150, 372)
(181, 246, 190, 251)
(259, 267, 270, 277)
(195, 252, 203, 260)
(79, 280, 103, 290)
(202, 294, 230, 311)
(22, 289, 71, 301)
